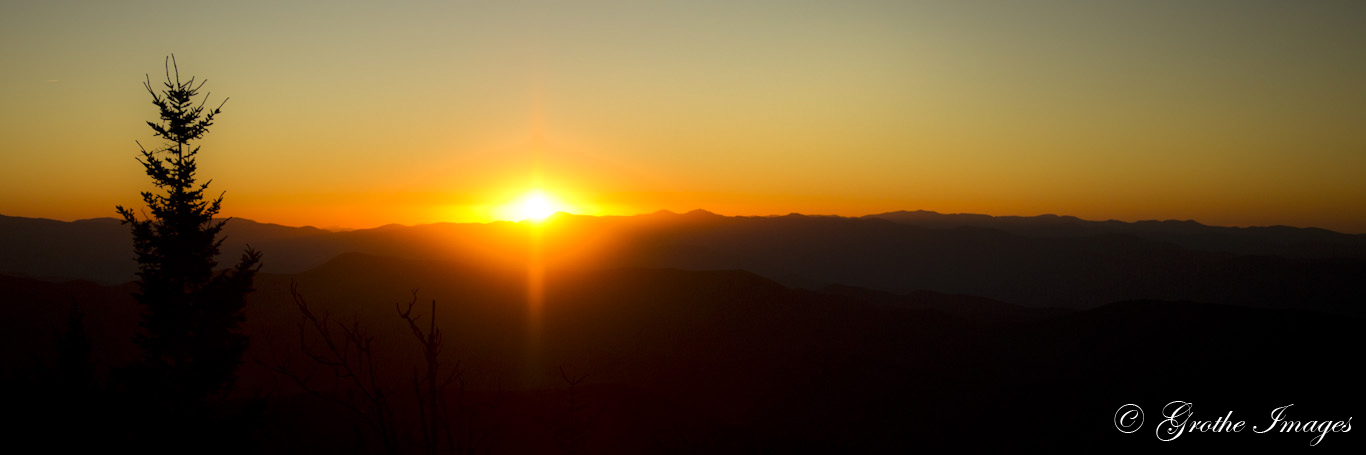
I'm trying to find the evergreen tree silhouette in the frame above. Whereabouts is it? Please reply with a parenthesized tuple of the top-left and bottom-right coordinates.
(54, 302, 95, 393)
(116, 55, 262, 407)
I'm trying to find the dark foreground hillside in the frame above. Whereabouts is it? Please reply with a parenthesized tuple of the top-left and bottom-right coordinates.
(2, 253, 1360, 453)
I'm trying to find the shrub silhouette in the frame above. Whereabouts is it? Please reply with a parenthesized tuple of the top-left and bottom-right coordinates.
(116, 55, 262, 406)
(266, 285, 489, 455)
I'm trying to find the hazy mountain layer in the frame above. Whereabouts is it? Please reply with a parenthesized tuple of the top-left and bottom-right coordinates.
(4, 211, 1363, 312)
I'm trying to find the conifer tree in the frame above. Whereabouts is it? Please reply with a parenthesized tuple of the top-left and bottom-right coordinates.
(116, 55, 262, 404)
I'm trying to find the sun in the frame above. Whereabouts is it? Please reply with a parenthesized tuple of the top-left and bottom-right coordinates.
(499, 189, 574, 222)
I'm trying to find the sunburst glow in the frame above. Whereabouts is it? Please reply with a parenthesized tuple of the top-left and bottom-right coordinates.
(499, 189, 573, 222)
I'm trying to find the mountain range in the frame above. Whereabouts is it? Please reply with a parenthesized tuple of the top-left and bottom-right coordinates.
(4, 211, 1363, 313)
(3, 210, 1363, 451)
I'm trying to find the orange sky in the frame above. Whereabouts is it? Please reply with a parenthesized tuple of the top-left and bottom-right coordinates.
(2, 1, 1364, 232)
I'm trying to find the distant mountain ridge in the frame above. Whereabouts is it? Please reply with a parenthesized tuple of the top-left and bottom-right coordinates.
(3, 211, 1363, 313)
(0, 214, 333, 284)
(867, 210, 1366, 259)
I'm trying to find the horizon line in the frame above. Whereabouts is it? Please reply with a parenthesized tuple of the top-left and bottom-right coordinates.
(4, 210, 1360, 235)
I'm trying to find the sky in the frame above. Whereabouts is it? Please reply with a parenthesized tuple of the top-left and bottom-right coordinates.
(2, 0, 1364, 232)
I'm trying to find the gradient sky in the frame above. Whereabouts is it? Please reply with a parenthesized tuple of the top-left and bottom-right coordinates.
(2, 0, 1364, 232)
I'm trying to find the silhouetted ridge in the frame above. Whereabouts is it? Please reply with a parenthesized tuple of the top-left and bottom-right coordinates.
(683, 209, 718, 217)
(868, 210, 1366, 258)
(6, 212, 1364, 314)
(0, 214, 135, 283)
